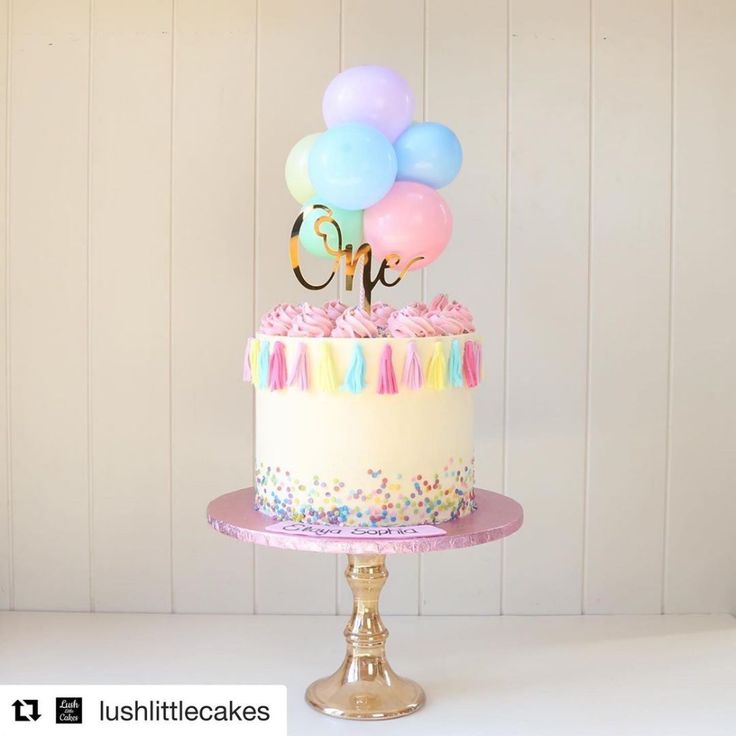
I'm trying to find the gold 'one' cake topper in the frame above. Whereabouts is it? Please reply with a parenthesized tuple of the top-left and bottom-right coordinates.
(289, 204, 423, 312)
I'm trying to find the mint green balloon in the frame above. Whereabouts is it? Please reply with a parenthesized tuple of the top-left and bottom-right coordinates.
(299, 198, 363, 259)
(285, 133, 319, 203)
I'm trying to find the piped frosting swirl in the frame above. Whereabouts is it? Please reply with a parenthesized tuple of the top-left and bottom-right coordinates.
(370, 302, 396, 332)
(386, 307, 438, 338)
(257, 296, 475, 338)
(444, 301, 475, 332)
(287, 304, 333, 337)
(429, 293, 450, 311)
(426, 309, 466, 335)
(323, 299, 348, 321)
(259, 303, 301, 335)
(331, 307, 380, 338)
(405, 301, 429, 315)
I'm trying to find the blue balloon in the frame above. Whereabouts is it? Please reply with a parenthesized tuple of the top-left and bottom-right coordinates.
(395, 122, 463, 189)
(309, 123, 397, 210)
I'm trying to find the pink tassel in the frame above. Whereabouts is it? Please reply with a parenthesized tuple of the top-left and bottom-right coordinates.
(268, 341, 287, 390)
(463, 340, 479, 387)
(288, 342, 309, 390)
(243, 337, 253, 382)
(377, 344, 398, 394)
(474, 341, 482, 381)
(403, 340, 424, 389)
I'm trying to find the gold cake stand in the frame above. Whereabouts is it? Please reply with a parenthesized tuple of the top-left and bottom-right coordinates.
(207, 487, 523, 721)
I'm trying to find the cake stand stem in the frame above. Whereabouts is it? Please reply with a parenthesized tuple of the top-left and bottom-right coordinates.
(305, 553, 425, 720)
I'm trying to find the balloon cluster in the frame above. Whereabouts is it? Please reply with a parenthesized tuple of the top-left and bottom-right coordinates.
(285, 65, 462, 271)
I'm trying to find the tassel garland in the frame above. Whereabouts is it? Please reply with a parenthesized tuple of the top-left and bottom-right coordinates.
(343, 343, 366, 393)
(268, 341, 287, 390)
(244, 338, 480, 393)
(402, 340, 424, 389)
(377, 344, 398, 394)
(288, 342, 309, 390)
(426, 341, 447, 390)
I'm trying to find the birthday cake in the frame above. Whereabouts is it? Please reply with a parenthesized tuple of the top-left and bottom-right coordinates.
(244, 65, 479, 527)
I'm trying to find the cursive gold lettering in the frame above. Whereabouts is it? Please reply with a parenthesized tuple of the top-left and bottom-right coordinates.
(290, 204, 423, 311)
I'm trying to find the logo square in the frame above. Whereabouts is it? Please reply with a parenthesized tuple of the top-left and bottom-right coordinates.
(55, 697, 83, 724)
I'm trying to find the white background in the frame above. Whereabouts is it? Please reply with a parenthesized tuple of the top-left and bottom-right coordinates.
(0, 0, 734, 617)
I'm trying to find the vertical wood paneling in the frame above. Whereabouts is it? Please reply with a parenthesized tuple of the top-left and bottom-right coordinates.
(666, 0, 736, 613)
(253, 0, 340, 614)
(502, 0, 590, 614)
(0, 0, 9, 610)
(583, 0, 672, 614)
(0, 0, 12, 610)
(1, 0, 735, 616)
(338, 0, 426, 616)
(90, 0, 172, 612)
(9, 0, 90, 610)
(420, 0, 508, 614)
(170, 0, 256, 613)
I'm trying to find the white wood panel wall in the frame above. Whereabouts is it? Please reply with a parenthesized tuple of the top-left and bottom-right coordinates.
(1, 0, 734, 615)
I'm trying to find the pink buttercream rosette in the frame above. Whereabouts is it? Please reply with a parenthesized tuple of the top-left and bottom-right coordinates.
(370, 302, 396, 334)
(331, 306, 380, 338)
(259, 302, 302, 335)
(322, 299, 348, 321)
(386, 307, 437, 338)
(287, 304, 334, 337)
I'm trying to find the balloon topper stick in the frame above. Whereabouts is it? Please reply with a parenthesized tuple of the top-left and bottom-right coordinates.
(289, 204, 422, 313)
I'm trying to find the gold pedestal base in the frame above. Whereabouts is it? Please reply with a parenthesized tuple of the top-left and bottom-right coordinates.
(305, 554, 426, 720)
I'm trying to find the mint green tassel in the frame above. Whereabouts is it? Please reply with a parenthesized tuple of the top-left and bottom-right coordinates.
(258, 341, 270, 389)
(449, 339, 463, 388)
(342, 343, 366, 393)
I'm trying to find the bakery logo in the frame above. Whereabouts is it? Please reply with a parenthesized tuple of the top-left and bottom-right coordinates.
(56, 697, 83, 724)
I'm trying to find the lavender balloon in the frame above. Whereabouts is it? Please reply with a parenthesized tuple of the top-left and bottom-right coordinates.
(322, 65, 414, 143)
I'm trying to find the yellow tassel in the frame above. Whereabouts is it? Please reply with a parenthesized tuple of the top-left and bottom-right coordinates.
(249, 337, 261, 386)
(426, 341, 447, 390)
(317, 342, 338, 392)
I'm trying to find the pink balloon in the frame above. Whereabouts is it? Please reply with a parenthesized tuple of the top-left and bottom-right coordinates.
(364, 182, 453, 271)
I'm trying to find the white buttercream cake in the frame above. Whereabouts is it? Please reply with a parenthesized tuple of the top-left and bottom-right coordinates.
(244, 295, 481, 526)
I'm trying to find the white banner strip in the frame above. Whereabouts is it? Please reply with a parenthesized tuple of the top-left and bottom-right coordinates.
(0, 685, 286, 735)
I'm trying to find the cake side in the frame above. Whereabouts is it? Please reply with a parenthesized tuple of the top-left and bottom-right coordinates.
(252, 334, 479, 526)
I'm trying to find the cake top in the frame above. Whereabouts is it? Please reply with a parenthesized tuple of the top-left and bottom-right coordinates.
(258, 294, 475, 339)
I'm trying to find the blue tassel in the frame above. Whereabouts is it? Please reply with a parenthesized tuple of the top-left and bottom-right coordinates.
(342, 343, 366, 393)
(258, 340, 270, 389)
(449, 339, 463, 388)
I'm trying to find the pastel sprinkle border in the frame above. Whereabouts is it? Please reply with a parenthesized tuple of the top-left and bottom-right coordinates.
(255, 458, 477, 527)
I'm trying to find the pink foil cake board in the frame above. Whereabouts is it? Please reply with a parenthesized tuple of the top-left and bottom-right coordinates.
(207, 488, 523, 555)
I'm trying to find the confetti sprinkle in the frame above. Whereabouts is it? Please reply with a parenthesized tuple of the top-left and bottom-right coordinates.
(255, 458, 476, 527)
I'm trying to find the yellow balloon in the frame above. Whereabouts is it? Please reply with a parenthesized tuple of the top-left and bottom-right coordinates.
(285, 133, 320, 203)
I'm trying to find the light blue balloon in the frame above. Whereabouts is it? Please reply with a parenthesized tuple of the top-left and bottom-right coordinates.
(395, 122, 463, 189)
(309, 123, 397, 210)
(299, 198, 363, 259)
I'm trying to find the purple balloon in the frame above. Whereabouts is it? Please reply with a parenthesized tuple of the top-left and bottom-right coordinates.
(322, 65, 414, 143)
